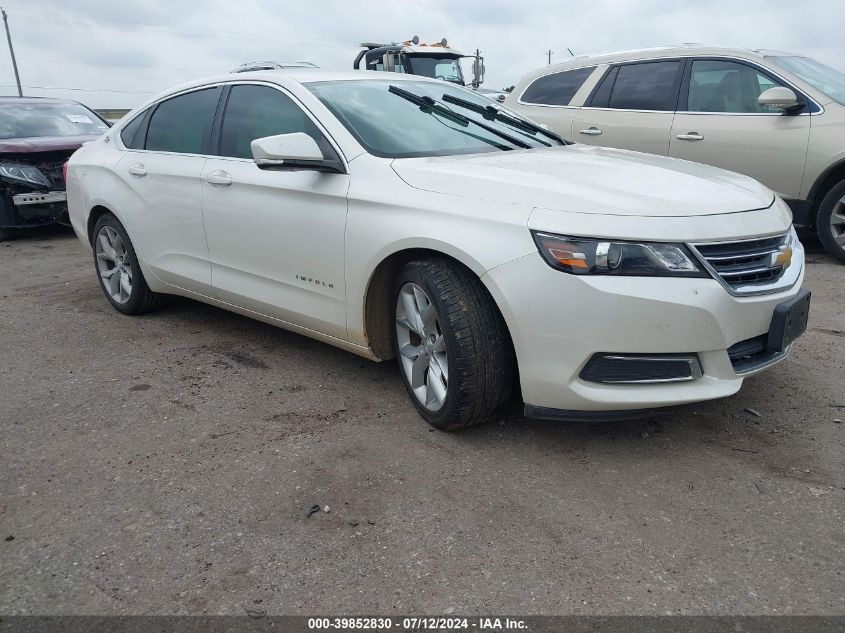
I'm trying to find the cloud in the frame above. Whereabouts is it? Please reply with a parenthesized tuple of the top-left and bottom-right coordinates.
(0, 0, 842, 107)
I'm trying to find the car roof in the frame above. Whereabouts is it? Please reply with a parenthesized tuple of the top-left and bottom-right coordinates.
(117, 69, 452, 125)
(141, 69, 440, 101)
(173, 68, 440, 90)
(126, 69, 447, 112)
(533, 44, 799, 73)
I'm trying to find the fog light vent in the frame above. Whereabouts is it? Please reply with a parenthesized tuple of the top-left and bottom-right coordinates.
(580, 353, 702, 384)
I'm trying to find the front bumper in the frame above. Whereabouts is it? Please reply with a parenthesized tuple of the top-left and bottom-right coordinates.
(482, 252, 806, 413)
(0, 190, 69, 229)
(12, 190, 67, 207)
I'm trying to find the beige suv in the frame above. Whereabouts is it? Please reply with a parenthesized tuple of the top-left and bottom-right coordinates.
(506, 45, 845, 262)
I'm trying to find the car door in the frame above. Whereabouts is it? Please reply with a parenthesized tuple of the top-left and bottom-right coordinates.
(201, 83, 350, 339)
(572, 59, 683, 155)
(115, 86, 221, 294)
(669, 58, 811, 200)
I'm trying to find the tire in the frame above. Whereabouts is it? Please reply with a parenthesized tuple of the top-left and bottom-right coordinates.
(392, 257, 514, 431)
(816, 179, 845, 264)
(92, 213, 163, 315)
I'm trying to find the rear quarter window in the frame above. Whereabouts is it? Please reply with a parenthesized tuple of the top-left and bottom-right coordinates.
(119, 112, 146, 149)
(520, 66, 596, 106)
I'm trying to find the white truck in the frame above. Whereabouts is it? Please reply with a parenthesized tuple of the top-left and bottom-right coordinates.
(353, 36, 485, 88)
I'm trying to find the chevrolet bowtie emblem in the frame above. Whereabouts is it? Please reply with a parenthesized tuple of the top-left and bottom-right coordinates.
(773, 245, 793, 268)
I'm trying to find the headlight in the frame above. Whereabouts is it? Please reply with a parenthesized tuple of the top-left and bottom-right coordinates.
(0, 163, 51, 188)
(532, 231, 707, 277)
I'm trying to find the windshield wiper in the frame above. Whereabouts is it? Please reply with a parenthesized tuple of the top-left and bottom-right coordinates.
(440, 93, 569, 146)
(388, 85, 531, 150)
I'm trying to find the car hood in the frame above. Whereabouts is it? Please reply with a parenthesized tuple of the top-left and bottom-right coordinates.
(0, 135, 100, 154)
(391, 145, 775, 217)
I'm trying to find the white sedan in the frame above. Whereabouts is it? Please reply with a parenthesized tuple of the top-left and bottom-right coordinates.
(66, 69, 809, 430)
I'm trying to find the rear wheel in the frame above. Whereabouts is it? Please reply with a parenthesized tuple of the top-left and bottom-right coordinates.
(816, 180, 845, 264)
(392, 258, 514, 431)
(93, 214, 163, 314)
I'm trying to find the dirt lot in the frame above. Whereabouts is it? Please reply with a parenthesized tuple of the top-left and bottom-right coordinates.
(0, 228, 843, 616)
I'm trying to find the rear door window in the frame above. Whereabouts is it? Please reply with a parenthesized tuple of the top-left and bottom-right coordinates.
(145, 87, 221, 154)
(587, 67, 618, 108)
(601, 61, 683, 111)
(519, 66, 596, 106)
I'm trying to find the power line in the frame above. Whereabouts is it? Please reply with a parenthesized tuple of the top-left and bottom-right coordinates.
(0, 84, 156, 94)
(18, 57, 222, 74)
(10, 11, 356, 47)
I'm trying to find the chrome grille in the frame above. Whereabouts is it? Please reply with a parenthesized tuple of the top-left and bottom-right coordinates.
(690, 231, 800, 296)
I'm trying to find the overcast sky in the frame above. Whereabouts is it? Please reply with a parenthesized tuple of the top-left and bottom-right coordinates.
(1, 0, 843, 109)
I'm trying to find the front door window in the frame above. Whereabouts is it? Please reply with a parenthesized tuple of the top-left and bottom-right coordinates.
(687, 60, 787, 113)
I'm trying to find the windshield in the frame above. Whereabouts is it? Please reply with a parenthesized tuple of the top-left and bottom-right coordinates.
(407, 56, 464, 84)
(0, 102, 108, 140)
(308, 80, 560, 158)
(769, 56, 845, 105)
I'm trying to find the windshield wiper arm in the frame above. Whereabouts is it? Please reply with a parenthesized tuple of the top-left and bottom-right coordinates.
(388, 85, 531, 150)
(388, 85, 470, 127)
(440, 93, 569, 145)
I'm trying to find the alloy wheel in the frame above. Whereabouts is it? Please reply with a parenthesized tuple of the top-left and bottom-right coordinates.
(95, 225, 133, 304)
(830, 195, 845, 250)
(395, 282, 449, 412)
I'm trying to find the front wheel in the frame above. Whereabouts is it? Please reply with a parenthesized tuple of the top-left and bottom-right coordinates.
(392, 258, 514, 431)
(816, 180, 845, 264)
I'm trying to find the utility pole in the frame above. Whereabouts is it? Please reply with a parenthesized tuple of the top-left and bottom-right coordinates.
(547, 49, 553, 65)
(1, 7, 22, 96)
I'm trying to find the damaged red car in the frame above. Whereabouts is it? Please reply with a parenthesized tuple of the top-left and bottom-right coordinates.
(0, 96, 110, 240)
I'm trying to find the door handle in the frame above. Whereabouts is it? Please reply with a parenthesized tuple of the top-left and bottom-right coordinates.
(127, 163, 147, 177)
(579, 127, 602, 136)
(676, 132, 704, 141)
(206, 170, 232, 186)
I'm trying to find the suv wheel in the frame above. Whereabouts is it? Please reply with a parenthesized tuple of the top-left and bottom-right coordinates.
(392, 258, 514, 431)
(817, 180, 845, 264)
(93, 214, 163, 314)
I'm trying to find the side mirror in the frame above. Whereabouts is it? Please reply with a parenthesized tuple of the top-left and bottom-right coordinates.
(383, 52, 396, 72)
(472, 57, 485, 86)
(250, 133, 344, 173)
(758, 87, 800, 111)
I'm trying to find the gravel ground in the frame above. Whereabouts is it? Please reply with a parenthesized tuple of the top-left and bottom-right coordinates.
(0, 228, 842, 616)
